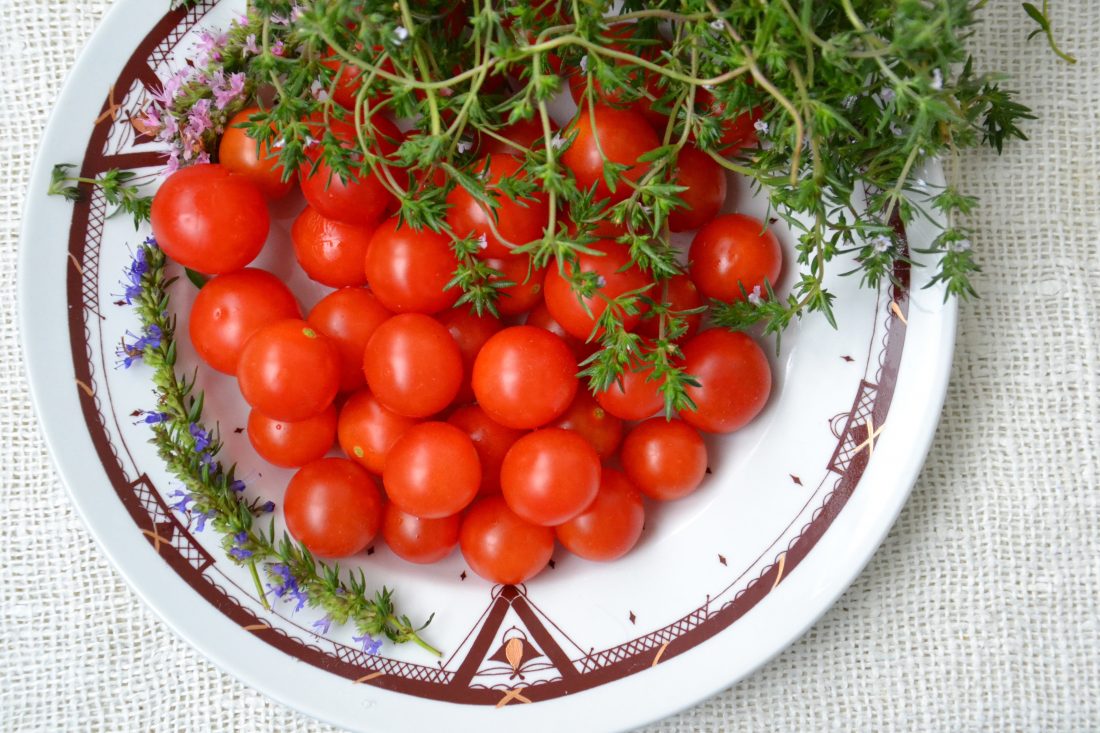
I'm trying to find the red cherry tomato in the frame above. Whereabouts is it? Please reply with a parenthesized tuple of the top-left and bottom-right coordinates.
(363, 313, 463, 418)
(478, 117, 556, 157)
(567, 24, 668, 130)
(237, 319, 341, 421)
(556, 469, 645, 561)
(151, 164, 269, 274)
(437, 307, 502, 405)
(500, 428, 601, 526)
(337, 389, 418, 474)
(284, 457, 383, 558)
(188, 268, 301, 375)
(446, 155, 550, 259)
(323, 46, 394, 110)
(307, 288, 392, 393)
(551, 391, 623, 459)
(697, 88, 765, 156)
(218, 107, 294, 199)
(668, 145, 728, 232)
(447, 405, 525, 495)
(299, 115, 400, 227)
(247, 405, 336, 468)
(381, 504, 460, 564)
(364, 217, 461, 313)
(486, 255, 546, 317)
(543, 240, 650, 340)
(383, 422, 480, 518)
(460, 496, 554, 584)
(636, 274, 704, 342)
(290, 206, 375, 287)
(524, 300, 592, 361)
(621, 418, 708, 500)
(596, 363, 665, 421)
(679, 329, 772, 433)
(472, 326, 579, 429)
(562, 105, 658, 205)
(689, 214, 783, 302)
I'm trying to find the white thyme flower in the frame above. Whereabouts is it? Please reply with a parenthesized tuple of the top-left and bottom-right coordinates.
(477, 233, 489, 250)
(930, 68, 943, 91)
(747, 285, 763, 306)
(870, 235, 892, 253)
(753, 119, 769, 134)
(393, 26, 409, 44)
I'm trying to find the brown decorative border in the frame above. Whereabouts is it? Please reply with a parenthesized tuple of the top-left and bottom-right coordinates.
(64, 2, 910, 706)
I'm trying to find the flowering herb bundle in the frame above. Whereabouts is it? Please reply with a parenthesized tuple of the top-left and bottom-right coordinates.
(117, 237, 439, 656)
(49, 0, 1067, 655)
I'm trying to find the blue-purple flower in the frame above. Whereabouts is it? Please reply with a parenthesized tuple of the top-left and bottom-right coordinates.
(353, 634, 383, 655)
(261, 501, 276, 514)
(135, 410, 169, 425)
(115, 325, 163, 369)
(229, 478, 246, 493)
(228, 531, 253, 560)
(194, 510, 216, 533)
(169, 489, 193, 513)
(312, 615, 333, 635)
(120, 245, 148, 304)
(189, 423, 211, 452)
(267, 563, 308, 612)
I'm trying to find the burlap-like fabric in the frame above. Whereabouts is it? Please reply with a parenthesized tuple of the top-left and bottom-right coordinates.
(1, 1, 1097, 730)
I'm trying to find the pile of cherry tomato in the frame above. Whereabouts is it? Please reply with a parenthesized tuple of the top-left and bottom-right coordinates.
(150, 96, 781, 585)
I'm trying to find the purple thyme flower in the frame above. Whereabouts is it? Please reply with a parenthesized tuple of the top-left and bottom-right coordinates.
(290, 4, 306, 21)
(312, 615, 333, 635)
(353, 634, 383, 655)
(271, 39, 285, 57)
(229, 478, 246, 493)
(186, 98, 213, 138)
(149, 69, 189, 107)
(267, 563, 308, 612)
(195, 29, 228, 66)
(228, 531, 253, 560)
(243, 34, 260, 56)
(213, 71, 246, 110)
(189, 423, 211, 452)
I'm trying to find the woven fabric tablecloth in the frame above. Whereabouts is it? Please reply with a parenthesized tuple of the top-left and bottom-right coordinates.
(2, 2, 1098, 731)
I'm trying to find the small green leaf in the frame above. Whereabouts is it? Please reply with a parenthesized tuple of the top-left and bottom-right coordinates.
(185, 269, 208, 289)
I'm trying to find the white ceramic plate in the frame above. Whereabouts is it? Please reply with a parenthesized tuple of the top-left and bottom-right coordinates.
(20, 2, 956, 731)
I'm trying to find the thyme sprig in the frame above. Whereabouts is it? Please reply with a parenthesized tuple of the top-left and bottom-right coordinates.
(128, 238, 439, 656)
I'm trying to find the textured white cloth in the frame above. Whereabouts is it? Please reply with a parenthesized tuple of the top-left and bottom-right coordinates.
(1, 1, 1098, 731)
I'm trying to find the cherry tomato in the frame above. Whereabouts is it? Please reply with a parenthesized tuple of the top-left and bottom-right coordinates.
(188, 268, 301, 375)
(552, 391, 623, 459)
(524, 300, 591, 361)
(381, 503, 460, 564)
(697, 88, 764, 156)
(237, 319, 341, 421)
(364, 217, 461, 313)
(636, 274, 704, 342)
(323, 46, 394, 110)
(621, 418, 708, 500)
(446, 155, 550, 259)
(668, 145, 728, 232)
(363, 313, 463, 418)
(472, 326, 578, 429)
(543, 240, 650, 340)
(151, 164, 269, 274)
(218, 107, 294, 199)
(307, 287, 392, 392)
(437, 307, 502, 405)
(383, 422, 480, 518)
(337, 389, 418, 474)
(567, 24, 668, 130)
(460, 495, 554, 584)
(447, 405, 525, 495)
(247, 405, 336, 468)
(556, 469, 645, 561)
(562, 105, 658, 205)
(284, 457, 383, 558)
(291, 206, 375, 287)
(595, 363, 665, 421)
(478, 117, 556, 157)
(500, 428, 600, 526)
(299, 115, 400, 227)
(487, 255, 546, 317)
(689, 214, 783, 302)
(679, 329, 772, 433)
